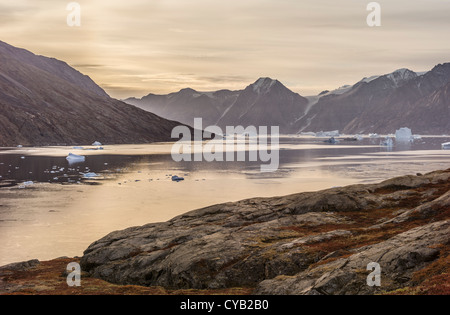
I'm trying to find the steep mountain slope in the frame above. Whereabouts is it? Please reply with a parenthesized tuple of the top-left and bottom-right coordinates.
(298, 64, 450, 134)
(217, 78, 308, 133)
(126, 78, 309, 133)
(127, 65, 449, 135)
(126, 88, 240, 127)
(0, 41, 185, 146)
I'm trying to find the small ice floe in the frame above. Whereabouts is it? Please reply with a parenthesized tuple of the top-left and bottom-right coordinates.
(395, 127, 413, 142)
(172, 175, 185, 182)
(19, 181, 34, 189)
(17, 145, 23, 148)
(66, 153, 86, 163)
(316, 130, 340, 137)
(380, 137, 394, 147)
(442, 142, 450, 150)
(83, 172, 100, 178)
(300, 132, 316, 137)
(92, 141, 102, 146)
(324, 137, 339, 144)
(20, 156, 25, 160)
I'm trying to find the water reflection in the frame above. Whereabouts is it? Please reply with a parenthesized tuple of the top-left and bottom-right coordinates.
(0, 136, 449, 265)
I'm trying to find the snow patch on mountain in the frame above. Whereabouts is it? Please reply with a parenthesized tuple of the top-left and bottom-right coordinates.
(386, 68, 418, 87)
(252, 78, 277, 93)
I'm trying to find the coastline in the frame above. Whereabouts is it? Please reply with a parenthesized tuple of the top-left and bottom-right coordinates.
(1, 168, 449, 295)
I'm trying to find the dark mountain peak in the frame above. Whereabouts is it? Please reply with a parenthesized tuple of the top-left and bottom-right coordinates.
(0, 41, 186, 146)
(249, 77, 283, 94)
(383, 68, 417, 86)
(429, 62, 450, 75)
(178, 87, 198, 95)
(0, 40, 108, 98)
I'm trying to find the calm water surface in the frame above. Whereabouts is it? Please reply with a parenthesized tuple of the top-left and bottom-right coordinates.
(0, 136, 449, 265)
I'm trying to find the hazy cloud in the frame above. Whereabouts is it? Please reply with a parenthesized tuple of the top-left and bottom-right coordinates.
(1, 0, 449, 99)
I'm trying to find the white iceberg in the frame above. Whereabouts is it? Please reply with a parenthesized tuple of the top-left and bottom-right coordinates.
(92, 141, 102, 146)
(19, 181, 34, 189)
(316, 130, 340, 137)
(442, 142, 450, 150)
(300, 132, 316, 137)
(83, 172, 100, 178)
(395, 127, 413, 142)
(66, 153, 85, 163)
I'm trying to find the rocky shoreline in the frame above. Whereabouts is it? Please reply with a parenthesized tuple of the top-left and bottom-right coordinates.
(1, 169, 449, 295)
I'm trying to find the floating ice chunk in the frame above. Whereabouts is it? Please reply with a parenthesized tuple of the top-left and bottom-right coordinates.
(380, 137, 394, 147)
(19, 181, 34, 188)
(92, 141, 102, 146)
(395, 127, 413, 142)
(172, 175, 185, 182)
(316, 130, 340, 137)
(83, 172, 100, 178)
(442, 142, 450, 150)
(17, 145, 23, 148)
(324, 137, 339, 144)
(20, 156, 25, 159)
(66, 153, 85, 163)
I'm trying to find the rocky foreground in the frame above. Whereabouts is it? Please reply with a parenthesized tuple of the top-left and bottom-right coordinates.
(2, 169, 450, 295)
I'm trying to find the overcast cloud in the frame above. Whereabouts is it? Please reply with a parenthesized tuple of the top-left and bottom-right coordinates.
(1, 0, 449, 98)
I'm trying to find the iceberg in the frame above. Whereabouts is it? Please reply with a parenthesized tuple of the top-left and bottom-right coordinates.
(92, 141, 102, 146)
(83, 172, 100, 178)
(442, 142, 450, 150)
(395, 127, 413, 142)
(19, 181, 34, 189)
(316, 130, 340, 137)
(300, 132, 316, 137)
(66, 153, 85, 163)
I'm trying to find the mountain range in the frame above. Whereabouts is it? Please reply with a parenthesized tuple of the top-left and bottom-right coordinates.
(0, 40, 186, 147)
(126, 65, 450, 135)
(1, 39, 448, 146)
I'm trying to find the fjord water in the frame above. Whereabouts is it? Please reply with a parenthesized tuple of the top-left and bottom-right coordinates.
(0, 136, 449, 266)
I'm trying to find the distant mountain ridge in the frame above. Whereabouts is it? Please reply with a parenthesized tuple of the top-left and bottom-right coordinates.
(0, 40, 187, 146)
(126, 77, 309, 134)
(126, 64, 450, 135)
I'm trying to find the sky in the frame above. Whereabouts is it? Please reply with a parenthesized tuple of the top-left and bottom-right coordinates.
(1, 0, 449, 99)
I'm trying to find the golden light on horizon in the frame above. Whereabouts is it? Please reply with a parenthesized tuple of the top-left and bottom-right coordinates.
(1, 0, 449, 99)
